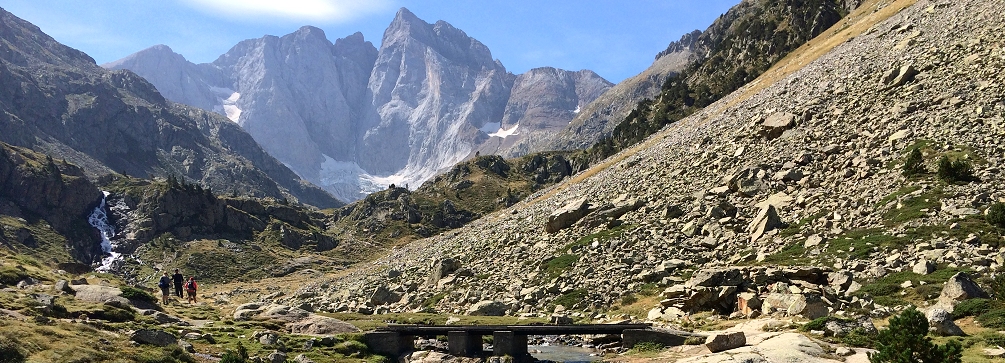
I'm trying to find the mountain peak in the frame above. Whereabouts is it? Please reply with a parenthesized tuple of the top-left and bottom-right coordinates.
(392, 7, 421, 24)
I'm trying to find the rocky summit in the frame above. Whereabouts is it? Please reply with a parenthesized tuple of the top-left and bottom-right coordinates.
(107, 8, 612, 203)
(288, 0, 1005, 332)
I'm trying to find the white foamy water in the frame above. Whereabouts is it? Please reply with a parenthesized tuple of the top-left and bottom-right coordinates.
(88, 191, 120, 272)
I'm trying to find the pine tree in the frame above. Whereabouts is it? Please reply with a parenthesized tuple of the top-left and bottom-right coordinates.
(869, 306, 963, 363)
(902, 147, 926, 176)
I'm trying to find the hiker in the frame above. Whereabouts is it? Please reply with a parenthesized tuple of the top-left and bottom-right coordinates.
(158, 272, 171, 304)
(185, 276, 198, 303)
(172, 268, 184, 298)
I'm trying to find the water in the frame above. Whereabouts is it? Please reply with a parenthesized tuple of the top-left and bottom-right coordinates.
(528, 345, 603, 363)
(87, 191, 120, 272)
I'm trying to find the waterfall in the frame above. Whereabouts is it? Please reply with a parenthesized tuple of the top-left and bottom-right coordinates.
(88, 191, 120, 272)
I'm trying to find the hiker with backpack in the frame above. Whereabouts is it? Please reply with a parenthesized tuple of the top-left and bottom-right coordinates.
(158, 271, 171, 304)
(185, 276, 198, 303)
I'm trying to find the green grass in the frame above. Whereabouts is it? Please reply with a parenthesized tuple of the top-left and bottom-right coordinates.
(422, 292, 448, 310)
(854, 268, 969, 306)
(563, 224, 634, 253)
(778, 209, 831, 238)
(542, 254, 579, 279)
(876, 185, 923, 209)
(881, 187, 944, 224)
(552, 289, 588, 309)
(121, 286, 158, 303)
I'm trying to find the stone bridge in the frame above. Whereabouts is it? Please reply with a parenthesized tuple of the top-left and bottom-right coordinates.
(364, 324, 694, 361)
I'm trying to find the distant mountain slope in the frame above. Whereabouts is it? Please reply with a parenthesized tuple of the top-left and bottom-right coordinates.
(106, 8, 611, 203)
(0, 7, 341, 209)
(507, 0, 855, 158)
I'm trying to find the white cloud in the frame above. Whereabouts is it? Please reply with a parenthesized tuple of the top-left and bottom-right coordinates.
(181, 0, 393, 23)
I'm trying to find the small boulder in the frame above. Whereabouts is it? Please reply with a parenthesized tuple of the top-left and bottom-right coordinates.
(266, 351, 287, 363)
(54, 279, 74, 294)
(131, 329, 177, 347)
(705, 332, 746, 353)
(926, 308, 964, 336)
(259, 331, 280, 345)
(912, 260, 935, 275)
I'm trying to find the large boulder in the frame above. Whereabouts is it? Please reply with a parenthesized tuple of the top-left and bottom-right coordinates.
(748, 205, 786, 242)
(289, 315, 360, 335)
(370, 285, 402, 306)
(545, 198, 591, 233)
(760, 112, 797, 139)
(260, 304, 310, 322)
(427, 258, 461, 285)
(233, 302, 265, 321)
(786, 294, 828, 319)
(686, 268, 744, 287)
(466, 300, 509, 316)
(71, 285, 130, 307)
(937, 272, 988, 312)
(131, 329, 177, 347)
(705, 332, 746, 353)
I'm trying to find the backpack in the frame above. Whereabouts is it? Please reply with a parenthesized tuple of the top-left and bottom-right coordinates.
(158, 277, 169, 288)
(186, 280, 197, 291)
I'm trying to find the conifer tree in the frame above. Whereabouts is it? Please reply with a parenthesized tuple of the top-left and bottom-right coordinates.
(869, 306, 962, 363)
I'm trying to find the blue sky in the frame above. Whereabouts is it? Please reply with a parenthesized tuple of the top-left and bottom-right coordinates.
(3, 0, 738, 83)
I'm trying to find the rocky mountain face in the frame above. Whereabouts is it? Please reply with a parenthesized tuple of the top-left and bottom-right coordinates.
(0, 7, 340, 209)
(285, 0, 1005, 326)
(501, 31, 703, 156)
(0, 143, 102, 263)
(508, 0, 853, 158)
(106, 8, 611, 202)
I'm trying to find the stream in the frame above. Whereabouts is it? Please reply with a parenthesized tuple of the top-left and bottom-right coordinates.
(87, 191, 120, 272)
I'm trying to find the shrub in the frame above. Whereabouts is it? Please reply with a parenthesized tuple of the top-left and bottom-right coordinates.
(902, 147, 926, 176)
(0, 266, 30, 286)
(977, 309, 1005, 329)
(121, 286, 157, 303)
(842, 328, 876, 349)
(980, 331, 1005, 347)
(952, 298, 994, 319)
(936, 156, 975, 183)
(988, 274, 1005, 301)
(219, 342, 248, 363)
(334, 340, 368, 356)
(0, 336, 25, 363)
(629, 341, 666, 353)
(99, 305, 136, 322)
(987, 203, 1005, 229)
(620, 293, 638, 306)
(869, 307, 962, 363)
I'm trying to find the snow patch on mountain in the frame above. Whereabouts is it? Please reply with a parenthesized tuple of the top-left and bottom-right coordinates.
(210, 87, 242, 122)
(488, 124, 520, 139)
(318, 156, 386, 202)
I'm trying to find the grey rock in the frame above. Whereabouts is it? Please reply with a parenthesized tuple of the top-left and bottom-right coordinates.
(546, 197, 591, 233)
(266, 351, 287, 363)
(178, 340, 195, 353)
(686, 268, 743, 287)
(705, 332, 746, 353)
(288, 314, 360, 335)
(761, 112, 797, 139)
(54, 280, 73, 294)
(427, 258, 461, 285)
(912, 259, 936, 275)
(131, 329, 177, 347)
(370, 285, 401, 306)
(937, 272, 988, 312)
(748, 205, 786, 242)
(926, 308, 964, 336)
(466, 300, 509, 316)
(259, 331, 280, 345)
